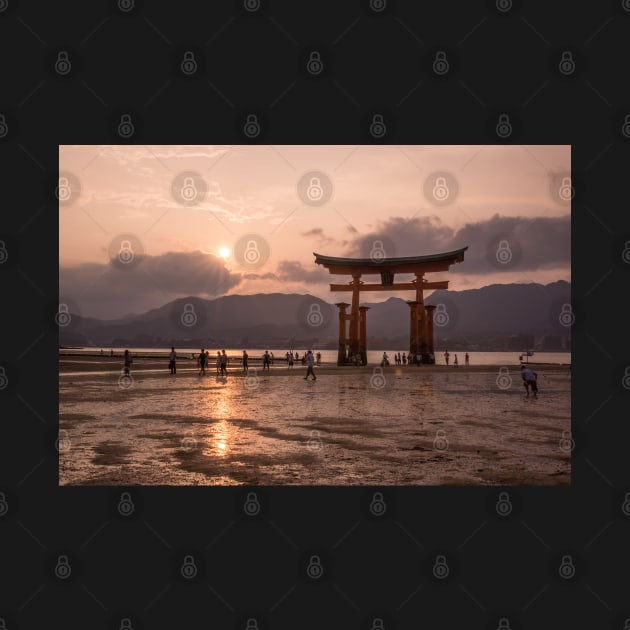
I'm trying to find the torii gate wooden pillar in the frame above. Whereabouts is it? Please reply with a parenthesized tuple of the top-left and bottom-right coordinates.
(314, 248, 467, 365)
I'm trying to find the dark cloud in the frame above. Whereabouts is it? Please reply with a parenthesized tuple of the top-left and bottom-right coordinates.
(301, 227, 336, 247)
(242, 271, 277, 280)
(276, 260, 329, 283)
(60, 251, 242, 319)
(301, 228, 325, 238)
(345, 214, 570, 274)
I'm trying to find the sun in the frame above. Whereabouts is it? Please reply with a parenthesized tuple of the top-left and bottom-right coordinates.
(218, 246, 230, 258)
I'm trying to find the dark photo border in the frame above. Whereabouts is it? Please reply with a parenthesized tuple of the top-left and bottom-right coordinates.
(2, 1, 629, 628)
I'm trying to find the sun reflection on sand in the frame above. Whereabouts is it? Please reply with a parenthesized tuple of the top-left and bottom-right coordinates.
(201, 388, 235, 457)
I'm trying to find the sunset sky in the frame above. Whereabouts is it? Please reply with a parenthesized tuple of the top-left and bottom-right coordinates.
(59, 144, 570, 319)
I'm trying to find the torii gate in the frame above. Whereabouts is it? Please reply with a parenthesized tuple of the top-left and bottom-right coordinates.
(313, 248, 467, 365)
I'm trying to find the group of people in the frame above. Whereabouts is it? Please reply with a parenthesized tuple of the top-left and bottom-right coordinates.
(159, 347, 320, 380)
(387, 352, 438, 366)
(285, 350, 320, 366)
(194, 348, 229, 376)
(346, 352, 362, 366)
(120, 347, 540, 396)
(443, 351, 470, 367)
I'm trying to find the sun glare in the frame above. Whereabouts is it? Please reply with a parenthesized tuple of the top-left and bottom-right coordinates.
(219, 246, 230, 258)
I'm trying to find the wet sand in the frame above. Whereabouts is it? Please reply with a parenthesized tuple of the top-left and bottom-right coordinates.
(59, 357, 571, 486)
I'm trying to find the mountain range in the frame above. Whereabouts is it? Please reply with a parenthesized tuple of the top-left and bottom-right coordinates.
(59, 280, 571, 350)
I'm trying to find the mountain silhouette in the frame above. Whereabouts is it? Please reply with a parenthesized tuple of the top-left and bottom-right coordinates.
(59, 281, 570, 350)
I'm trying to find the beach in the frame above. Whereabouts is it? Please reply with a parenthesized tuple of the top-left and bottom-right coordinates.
(59, 356, 571, 486)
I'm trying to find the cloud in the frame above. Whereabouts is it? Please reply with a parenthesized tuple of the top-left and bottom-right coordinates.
(242, 260, 330, 284)
(344, 214, 570, 274)
(275, 260, 329, 283)
(60, 251, 242, 319)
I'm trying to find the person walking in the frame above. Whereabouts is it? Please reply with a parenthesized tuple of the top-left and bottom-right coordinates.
(220, 349, 228, 377)
(304, 349, 316, 381)
(123, 349, 133, 376)
(169, 346, 177, 374)
(198, 348, 207, 376)
(242, 350, 249, 374)
(520, 365, 538, 397)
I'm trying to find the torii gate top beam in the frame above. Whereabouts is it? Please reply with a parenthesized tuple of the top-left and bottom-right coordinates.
(313, 247, 468, 275)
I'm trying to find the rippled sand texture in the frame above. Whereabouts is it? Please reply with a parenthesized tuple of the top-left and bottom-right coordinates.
(59, 366, 571, 486)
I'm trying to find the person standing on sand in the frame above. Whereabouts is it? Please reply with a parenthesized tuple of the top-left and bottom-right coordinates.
(220, 349, 228, 377)
(169, 347, 177, 374)
(199, 348, 207, 376)
(454, 354, 458, 367)
(304, 349, 316, 381)
(520, 365, 538, 397)
(123, 349, 133, 376)
(262, 350, 271, 371)
(465, 352, 469, 367)
(242, 350, 249, 374)
(444, 350, 450, 366)
(288, 352, 294, 369)
(316, 351, 321, 366)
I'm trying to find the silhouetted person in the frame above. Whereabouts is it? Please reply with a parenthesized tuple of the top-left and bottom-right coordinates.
(402, 352, 407, 365)
(465, 352, 469, 367)
(242, 350, 249, 374)
(169, 347, 177, 374)
(444, 350, 450, 366)
(454, 354, 458, 367)
(288, 353, 294, 369)
(215, 351, 221, 375)
(199, 348, 207, 376)
(220, 349, 228, 376)
(316, 351, 321, 366)
(123, 349, 133, 376)
(304, 350, 316, 380)
(263, 351, 271, 371)
(521, 365, 538, 397)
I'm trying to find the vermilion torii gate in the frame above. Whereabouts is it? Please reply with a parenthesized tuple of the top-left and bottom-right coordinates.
(313, 248, 468, 365)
